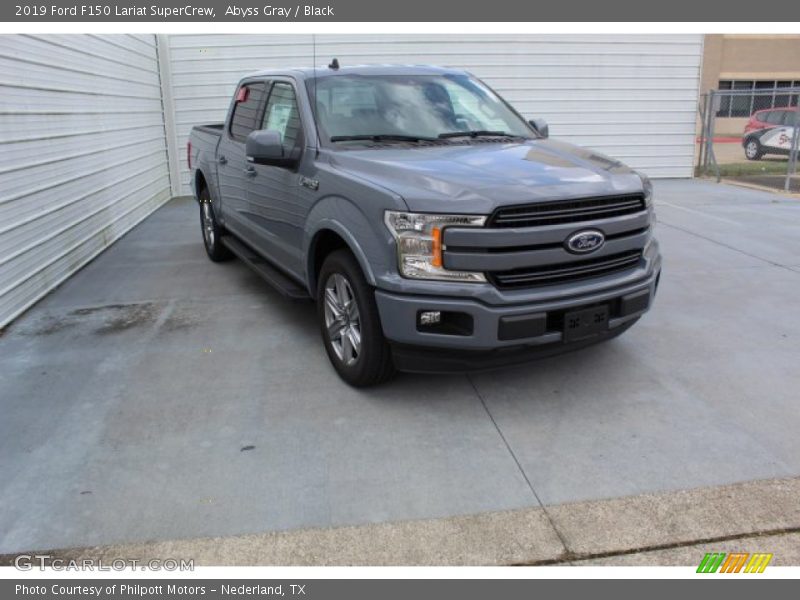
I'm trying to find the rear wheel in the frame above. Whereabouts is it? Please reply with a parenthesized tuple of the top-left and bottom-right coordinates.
(199, 187, 232, 262)
(317, 250, 395, 387)
(744, 138, 764, 160)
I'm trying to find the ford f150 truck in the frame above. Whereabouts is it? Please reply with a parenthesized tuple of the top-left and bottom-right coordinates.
(189, 63, 661, 386)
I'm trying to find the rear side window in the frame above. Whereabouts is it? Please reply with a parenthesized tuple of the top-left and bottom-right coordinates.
(782, 110, 797, 125)
(229, 82, 267, 141)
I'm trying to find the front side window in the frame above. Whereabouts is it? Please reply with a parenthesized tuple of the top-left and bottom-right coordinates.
(306, 73, 533, 143)
(230, 82, 267, 141)
(262, 82, 303, 149)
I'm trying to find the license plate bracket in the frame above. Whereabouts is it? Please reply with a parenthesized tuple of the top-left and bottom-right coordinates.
(563, 305, 609, 342)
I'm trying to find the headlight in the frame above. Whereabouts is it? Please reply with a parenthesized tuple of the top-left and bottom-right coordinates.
(384, 211, 487, 282)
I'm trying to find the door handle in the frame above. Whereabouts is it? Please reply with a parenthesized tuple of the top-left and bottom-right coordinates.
(218, 155, 227, 165)
(244, 166, 257, 177)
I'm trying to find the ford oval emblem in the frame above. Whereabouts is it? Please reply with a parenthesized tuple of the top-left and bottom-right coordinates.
(565, 229, 605, 254)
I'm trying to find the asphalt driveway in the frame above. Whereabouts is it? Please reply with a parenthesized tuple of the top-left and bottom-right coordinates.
(1, 179, 799, 554)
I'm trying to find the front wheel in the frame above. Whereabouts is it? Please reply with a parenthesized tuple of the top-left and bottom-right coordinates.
(744, 138, 764, 161)
(317, 250, 396, 387)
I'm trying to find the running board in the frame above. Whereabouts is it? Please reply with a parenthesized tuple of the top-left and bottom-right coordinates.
(222, 236, 311, 301)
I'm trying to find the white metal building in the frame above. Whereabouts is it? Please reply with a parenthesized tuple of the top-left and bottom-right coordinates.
(0, 35, 171, 328)
(0, 33, 703, 327)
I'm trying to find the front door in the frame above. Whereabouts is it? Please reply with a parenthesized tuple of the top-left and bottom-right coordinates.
(246, 80, 306, 277)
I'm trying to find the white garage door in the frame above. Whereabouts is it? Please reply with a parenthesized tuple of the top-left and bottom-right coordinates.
(0, 34, 172, 328)
(166, 34, 703, 195)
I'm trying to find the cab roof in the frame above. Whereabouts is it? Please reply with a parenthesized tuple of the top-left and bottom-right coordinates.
(241, 64, 470, 82)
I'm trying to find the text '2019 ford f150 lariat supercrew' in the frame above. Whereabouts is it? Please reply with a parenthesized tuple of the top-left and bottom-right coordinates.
(189, 62, 661, 386)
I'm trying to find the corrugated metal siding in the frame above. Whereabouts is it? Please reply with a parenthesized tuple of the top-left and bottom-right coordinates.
(0, 34, 171, 328)
(168, 34, 703, 194)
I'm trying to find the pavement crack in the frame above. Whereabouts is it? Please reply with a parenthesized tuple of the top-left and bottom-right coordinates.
(466, 374, 571, 555)
(658, 221, 797, 273)
(510, 525, 800, 566)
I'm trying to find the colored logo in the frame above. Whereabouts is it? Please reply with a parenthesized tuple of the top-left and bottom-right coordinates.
(565, 229, 605, 254)
(697, 552, 773, 573)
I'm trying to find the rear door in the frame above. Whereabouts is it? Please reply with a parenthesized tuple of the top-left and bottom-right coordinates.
(216, 80, 268, 241)
(245, 79, 306, 277)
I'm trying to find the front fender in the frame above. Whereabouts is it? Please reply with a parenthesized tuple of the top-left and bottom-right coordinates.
(304, 196, 396, 294)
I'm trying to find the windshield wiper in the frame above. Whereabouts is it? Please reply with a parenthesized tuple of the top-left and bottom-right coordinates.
(437, 130, 516, 139)
(330, 134, 437, 143)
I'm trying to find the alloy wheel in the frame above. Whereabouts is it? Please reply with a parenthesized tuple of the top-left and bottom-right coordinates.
(201, 202, 215, 249)
(323, 273, 362, 366)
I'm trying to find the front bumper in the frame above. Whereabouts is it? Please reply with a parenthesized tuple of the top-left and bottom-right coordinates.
(388, 319, 638, 373)
(374, 241, 661, 372)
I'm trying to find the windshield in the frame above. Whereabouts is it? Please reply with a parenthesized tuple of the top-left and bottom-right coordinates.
(305, 73, 533, 143)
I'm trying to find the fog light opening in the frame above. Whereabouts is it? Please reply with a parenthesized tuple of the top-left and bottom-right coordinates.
(416, 310, 473, 336)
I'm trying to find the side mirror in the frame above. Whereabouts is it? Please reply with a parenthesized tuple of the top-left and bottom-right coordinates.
(529, 118, 549, 139)
(246, 130, 299, 168)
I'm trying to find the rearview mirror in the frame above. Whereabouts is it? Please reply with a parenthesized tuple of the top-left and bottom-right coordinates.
(529, 118, 549, 139)
(246, 130, 299, 168)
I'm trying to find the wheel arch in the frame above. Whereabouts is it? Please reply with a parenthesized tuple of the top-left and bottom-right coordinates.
(306, 223, 378, 295)
(194, 169, 209, 200)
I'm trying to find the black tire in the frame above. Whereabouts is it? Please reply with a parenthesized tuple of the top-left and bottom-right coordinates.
(317, 249, 396, 387)
(744, 138, 764, 161)
(199, 187, 232, 262)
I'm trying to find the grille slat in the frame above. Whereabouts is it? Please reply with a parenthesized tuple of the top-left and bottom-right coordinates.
(490, 194, 646, 228)
(490, 250, 642, 289)
(494, 200, 643, 224)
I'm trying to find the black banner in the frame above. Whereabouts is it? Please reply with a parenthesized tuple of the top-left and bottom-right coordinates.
(3, 0, 800, 22)
(3, 579, 797, 600)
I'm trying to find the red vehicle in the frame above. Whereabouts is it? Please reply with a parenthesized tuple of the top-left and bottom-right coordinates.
(743, 107, 798, 134)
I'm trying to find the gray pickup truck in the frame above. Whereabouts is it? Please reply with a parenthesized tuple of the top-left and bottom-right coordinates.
(189, 63, 661, 386)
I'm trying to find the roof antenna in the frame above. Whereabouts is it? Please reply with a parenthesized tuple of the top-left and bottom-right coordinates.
(328, 57, 339, 70)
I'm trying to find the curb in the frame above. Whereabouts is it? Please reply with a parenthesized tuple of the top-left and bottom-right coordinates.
(2, 476, 799, 566)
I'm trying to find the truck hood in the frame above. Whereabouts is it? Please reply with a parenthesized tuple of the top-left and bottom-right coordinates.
(328, 139, 644, 214)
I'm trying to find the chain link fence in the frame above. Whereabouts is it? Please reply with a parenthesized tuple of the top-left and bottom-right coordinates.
(697, 87, 800, 193)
